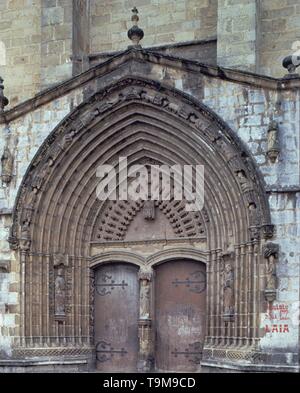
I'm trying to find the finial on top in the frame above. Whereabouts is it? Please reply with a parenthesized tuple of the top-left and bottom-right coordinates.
(0, 77, 9, 112)
(282, 55, 300, 79)
(127, 7, 144, 48)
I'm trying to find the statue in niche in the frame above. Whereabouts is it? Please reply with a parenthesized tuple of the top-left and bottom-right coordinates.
(62, 131, 75, 149)
(263, 243, 279, 291)
(1, 146, 14, 184)
(55, 267, 66, 316)
(223, 263, 234, 319)
(19, 220, 31, 252)
(216, 138, 237, 161)
(236, 170, 253, 193)
(24, 184, 39, 210)
(267, 121, 280, 163)
(140, 279, 151, 319)
(248, 202, 259, 226)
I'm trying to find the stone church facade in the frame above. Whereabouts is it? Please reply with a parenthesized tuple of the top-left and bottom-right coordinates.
(0, 1, 299, 373)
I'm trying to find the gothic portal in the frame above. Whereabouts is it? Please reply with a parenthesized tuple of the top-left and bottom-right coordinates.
(5, 76, 280, 372)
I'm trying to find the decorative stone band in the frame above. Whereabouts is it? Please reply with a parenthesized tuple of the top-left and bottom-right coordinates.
(202, 347, 299, 371)
(11, 346, 94, 359)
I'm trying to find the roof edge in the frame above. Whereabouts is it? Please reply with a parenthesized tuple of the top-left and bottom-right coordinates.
(0, 48, 299, 125)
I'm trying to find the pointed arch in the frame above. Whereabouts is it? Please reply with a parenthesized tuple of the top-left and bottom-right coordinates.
(11, 76, 272, 254)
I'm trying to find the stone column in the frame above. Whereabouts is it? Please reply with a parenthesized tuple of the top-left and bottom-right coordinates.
(72, 0, 90, 76)
(137, 267, 153, 372)
(217, 0, 260, 72)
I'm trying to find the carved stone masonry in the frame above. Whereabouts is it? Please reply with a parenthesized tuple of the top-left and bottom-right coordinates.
(263, 242, 279, 302)
(267, 121, 280, 163)
(53, 254, 69, 320)
(127, 7, 144, 48)
(137, 268, 153, 372)
(0, 77, 9, 112)
(1, 145, 14, 185)
(221, 251, 235, 322)
(54, 267, 66, 318)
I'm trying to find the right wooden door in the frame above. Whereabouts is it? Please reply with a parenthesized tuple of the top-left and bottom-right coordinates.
(155, 260, 206, 372)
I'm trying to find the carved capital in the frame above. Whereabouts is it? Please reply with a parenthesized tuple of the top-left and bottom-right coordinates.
(261, 224, 275, 239)
(53, 254, 69, 267)
(263, 242, 279, 259)
(138, 267, 153, 281)
(8, 235, 19, 251)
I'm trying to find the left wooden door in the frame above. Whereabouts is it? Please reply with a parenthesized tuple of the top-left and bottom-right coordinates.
(94, 263, 139, 372)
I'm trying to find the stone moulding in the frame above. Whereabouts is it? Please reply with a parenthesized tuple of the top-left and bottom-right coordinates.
(9, 76, 273, 251)
(0, 48, 300, 125)
(201, 347, 300, 373)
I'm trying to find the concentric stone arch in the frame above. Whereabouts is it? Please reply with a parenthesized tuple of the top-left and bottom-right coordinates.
(9, 76, 274, 367)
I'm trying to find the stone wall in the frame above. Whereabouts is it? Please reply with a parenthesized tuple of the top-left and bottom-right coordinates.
(217, 0, 260, 72)
(0, 0, 42, 107)
(260, 0, 300, 78)
(89, 0, 217, 52)
(41, 0, 73, 88)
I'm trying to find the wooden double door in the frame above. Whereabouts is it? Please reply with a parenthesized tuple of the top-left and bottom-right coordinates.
(94, 260, 206, 372)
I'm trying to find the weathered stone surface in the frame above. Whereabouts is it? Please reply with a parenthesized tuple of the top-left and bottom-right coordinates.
(0, 2, 299, 373)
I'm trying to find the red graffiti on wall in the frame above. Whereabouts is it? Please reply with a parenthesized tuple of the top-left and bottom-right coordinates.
(265, 324, 289, 333)
(264, 304, 290, 333)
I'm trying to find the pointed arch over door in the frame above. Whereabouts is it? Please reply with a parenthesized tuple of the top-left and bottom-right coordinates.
(10, 77, 273, 368)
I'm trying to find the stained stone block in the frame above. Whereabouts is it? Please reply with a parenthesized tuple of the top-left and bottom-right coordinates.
(42, 7, 64, 27)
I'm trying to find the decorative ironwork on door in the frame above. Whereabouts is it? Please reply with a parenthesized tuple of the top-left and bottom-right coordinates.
(95, 272, 128, 296)
(172, 270, 206, 293)
(155, 260, 206, 372)
(96, 341, 127, 363)
(172, 342, 203, 364)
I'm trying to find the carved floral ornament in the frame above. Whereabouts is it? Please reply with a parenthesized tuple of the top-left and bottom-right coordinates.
(9, 78, 273, 250)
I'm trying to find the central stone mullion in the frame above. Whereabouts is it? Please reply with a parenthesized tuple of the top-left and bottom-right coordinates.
(137, 268, 153, 372)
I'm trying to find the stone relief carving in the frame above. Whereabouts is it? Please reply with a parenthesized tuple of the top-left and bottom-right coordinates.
(93, 198, 206, 241)
(19, 222, 31, 252)
(263, 242, 279, 302)
(235, 169, 253, 193)
(140, 279, 151, 319)
(52, 254, 70, 319)
(267, 121, 280, 163)
(54, 267, 66, 317)
(216, 138, 238, 162)
(1, 145, 14, 185)
(0, 77, 9, 112)
(261, 224, 275, 239)
(223, 263, 234, 322)
(137, 267, 153, 371)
